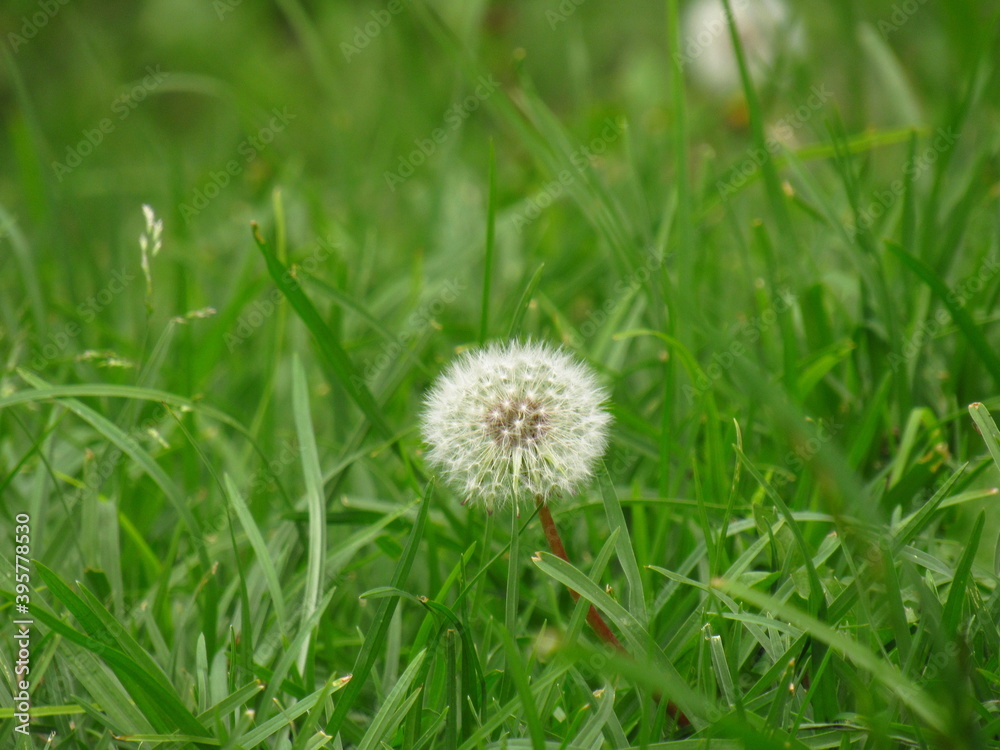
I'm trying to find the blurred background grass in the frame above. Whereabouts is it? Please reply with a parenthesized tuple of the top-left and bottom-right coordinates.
(3, 0, 1000, 746)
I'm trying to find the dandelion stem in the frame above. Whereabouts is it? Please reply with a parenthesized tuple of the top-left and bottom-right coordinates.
(535, 496, 690, 728)
(535, 497, 623, 651)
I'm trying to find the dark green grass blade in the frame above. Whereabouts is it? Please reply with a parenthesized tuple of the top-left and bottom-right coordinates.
(415, 596, 486, 715)
(717, 578, 946, 736)
(324, 481, 433, 739)
(887, 240, 1000, 386)
(251, 222, 394, 441)
(942, 511, 985, 639)
(894, 462, 968, 550)
(497, 623, 545, 750)
(506, 262, 545, 338)
(733, 446, 825, 616)
(29, 577, 210, 740)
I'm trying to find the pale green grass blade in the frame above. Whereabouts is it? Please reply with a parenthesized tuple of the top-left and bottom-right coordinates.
(598, 464, 647, 625)
(222, 473, 287, 629)
(970, 402, 1000, 471)
(856, 23, 923, 125)
(12, 376, 209, 569)
(356, 649, 427, 750)
(28, 586, 209, 738)
(506, 506, 521, 637)
(291, 354, 327, 674)
(196, 680, 264, 724)
(58, 646, 152, 736)
(254, 586, 339, 713)
(531, 551, 703, 724)
(236, 677, 350, 749)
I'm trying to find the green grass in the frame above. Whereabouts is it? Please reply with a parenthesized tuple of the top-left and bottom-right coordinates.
(2, 0, 1000, 747)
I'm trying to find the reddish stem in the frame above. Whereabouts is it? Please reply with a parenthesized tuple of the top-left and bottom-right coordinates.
(535, 497, 690, 728)
(536, 498, 624, 650)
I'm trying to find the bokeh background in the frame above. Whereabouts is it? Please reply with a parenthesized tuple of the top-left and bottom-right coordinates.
(3, 0, 1000, 747)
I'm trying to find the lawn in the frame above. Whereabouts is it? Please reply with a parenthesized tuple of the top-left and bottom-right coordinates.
(2, 1, 1000, 748)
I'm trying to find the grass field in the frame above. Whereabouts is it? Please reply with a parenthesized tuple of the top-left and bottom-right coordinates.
(2, 1, 1000, 747)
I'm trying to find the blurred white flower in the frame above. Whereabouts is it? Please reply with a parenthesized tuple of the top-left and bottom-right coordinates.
(421, 341, 611, 512)
(680, 0, 804, 97)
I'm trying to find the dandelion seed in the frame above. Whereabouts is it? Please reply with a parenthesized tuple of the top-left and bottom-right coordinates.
(421, 340, 611, 513)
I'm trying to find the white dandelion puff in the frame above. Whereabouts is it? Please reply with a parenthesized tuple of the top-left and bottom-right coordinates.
(421, 340, 611, 513)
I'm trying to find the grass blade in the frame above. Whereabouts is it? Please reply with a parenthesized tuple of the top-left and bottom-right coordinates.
(531, 550, 703, 724)
(506, 263, 545, 338)
(324, 481, 433, 739)
(356, 650, 427, 750)
(887, 242, 1000, 386)
(715, 577, 947, 736)
(222, 473, 288, 629)
(497, 624, 545, 750)
(291, 354, 327, 675)
(251, 222, 394, 440)
(942, 510, 985, 639)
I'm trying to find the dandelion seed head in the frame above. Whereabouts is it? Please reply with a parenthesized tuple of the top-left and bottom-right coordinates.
(421, 340, 611, 512)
